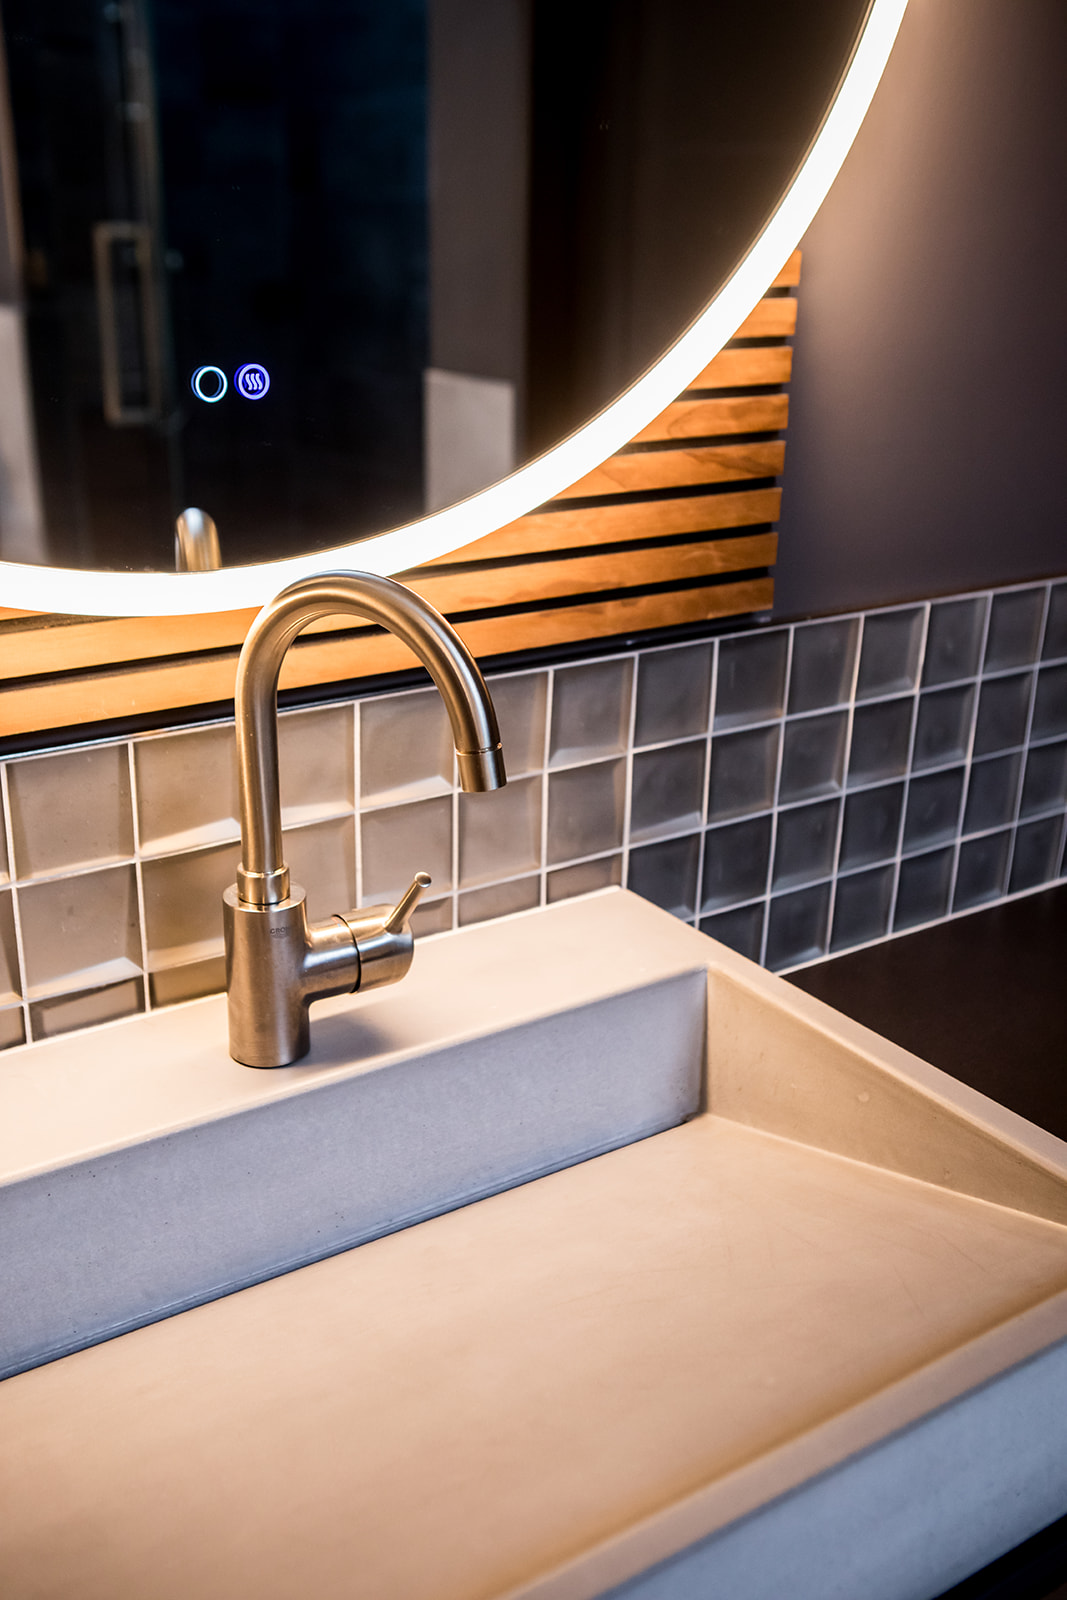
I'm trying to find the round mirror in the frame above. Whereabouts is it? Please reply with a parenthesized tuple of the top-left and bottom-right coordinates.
(0, 0, 903, 610)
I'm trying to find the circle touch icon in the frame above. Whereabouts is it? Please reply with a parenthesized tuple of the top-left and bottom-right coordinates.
(191, 365, 227, 403)
(236, 362, 270, 400)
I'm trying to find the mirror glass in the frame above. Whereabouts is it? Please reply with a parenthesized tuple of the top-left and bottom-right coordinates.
(0, 0, 869, 573)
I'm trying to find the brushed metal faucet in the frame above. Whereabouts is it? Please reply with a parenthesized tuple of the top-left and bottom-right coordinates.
(223, 571, 506, 1067)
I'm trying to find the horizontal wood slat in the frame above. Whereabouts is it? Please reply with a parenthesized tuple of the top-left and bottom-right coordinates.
(424, 487, 782, 566)
(771, 249, 802, 288)
(554, 441, 785, 500)
(0, 253, 797, 738)
(0, 579, 773, 737)
(630, 392, 788, 445)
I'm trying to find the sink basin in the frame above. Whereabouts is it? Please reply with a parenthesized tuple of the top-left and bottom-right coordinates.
(1, 887, 1066, 1599)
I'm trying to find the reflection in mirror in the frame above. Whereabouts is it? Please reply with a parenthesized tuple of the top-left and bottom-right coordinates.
(0, 0, 869, 574)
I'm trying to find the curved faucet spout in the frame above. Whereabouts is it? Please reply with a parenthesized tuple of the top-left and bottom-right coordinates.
(235, 571, 505, 908)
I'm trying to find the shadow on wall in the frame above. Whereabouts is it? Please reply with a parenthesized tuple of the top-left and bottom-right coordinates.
(774, 0, 1067, 618)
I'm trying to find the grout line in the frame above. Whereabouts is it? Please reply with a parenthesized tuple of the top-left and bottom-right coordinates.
(822, 615, 864, 951)
(947, 596, 994, 915)
(1003, 582, 1051, 894)
(538, 669, 554, 907)
(757, 626, 792, 967)
(694, 638, 718, 925)
(126, 739, 152, 1013)
(0, 762, 31, 1045)
(886, 600, 932, 935)
(620, 652, 639, 892)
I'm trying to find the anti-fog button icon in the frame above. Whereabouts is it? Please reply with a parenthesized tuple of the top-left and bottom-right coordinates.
(235, 362, 271, 400)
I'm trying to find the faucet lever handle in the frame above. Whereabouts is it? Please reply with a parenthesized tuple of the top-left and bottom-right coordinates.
(384, 870, 432, 935)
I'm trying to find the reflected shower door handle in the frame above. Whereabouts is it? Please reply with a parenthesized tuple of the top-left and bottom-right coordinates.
(92, 220, 165, 426)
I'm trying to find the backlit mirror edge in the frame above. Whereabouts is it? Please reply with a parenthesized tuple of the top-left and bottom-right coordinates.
(0, 0, 907, 620)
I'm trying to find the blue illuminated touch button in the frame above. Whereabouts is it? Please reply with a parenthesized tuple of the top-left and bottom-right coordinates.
(191, 365, 227, 402)
(235, 362, 271, 400)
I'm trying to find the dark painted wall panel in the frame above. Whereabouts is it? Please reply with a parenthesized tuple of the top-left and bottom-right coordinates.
(774, 0, 1067, 620)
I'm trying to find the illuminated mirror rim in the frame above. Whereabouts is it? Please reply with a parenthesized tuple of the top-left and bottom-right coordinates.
(0, 0, 907, 619)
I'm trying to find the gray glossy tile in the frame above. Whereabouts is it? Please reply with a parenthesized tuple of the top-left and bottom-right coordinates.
(20, 864, 141, 998)
(458, 875, 540, 927)
(707, 725, 779, 821)
(361, 795, 452, 903)
(634, 643, 712, 746)
(1031, 664, 1067, 740)
(912, 686, 975, 770)
(714, 630, 788, 729)
(894, 848, 953, 930)
(765, 884, 831, 970)
(964, 754, 1021, 834)
(778, 712, 846, 802)
(839, 783, 904, 870)
(701, 816, 772, 911)
(142, 842, 241, 967)
(972, 673, 1032, 757)
(547, 855, 622, 903)
(458, 776, 541, 887)
(922, 597, 986, 686)
(9, 744, 133, 879)
(30, 978, 143, 1041)
(627, 834, 700, 919)
(1020, 741, 1067, 818)
(1009, 817, 1063, 894)
(831, 866, 894, 952)
(0, 1005, 24, 1050)
(700, 902, 764, 963)
(848, 698, 914, 786)
(787, 619, 858, 713)
(485, 672, 548, 776)
(772, 799, 839, 890)
(360, 688, 453, 805)
(630, 741, 705, 840)
(856, 608, 923, 700)
(954, 832, 1011, 911)
(984, 589, 1045, 672)
(411, 897, 454, 938)
(0, 890, 20, 1005)
(278, 705, 354, 826)
(547, 759, 625, 864)
(149, 956, 227, 1009)
(549, 658, 632, 766)
(282, 817, 356, 921)
(135, 723, 239, 855)
(1042, 583, 1067, 660)
(903, 768, 965, 852)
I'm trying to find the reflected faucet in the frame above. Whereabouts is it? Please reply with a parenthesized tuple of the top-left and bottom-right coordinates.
(223, 571, 506, 1067)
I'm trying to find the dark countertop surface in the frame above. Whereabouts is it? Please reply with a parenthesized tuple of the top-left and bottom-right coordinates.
(787, 885, 1067, 1600)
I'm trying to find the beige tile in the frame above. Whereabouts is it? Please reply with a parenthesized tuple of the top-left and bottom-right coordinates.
(142, 842, 241, 968)
(8, 745, 133, 879)
(0, 890, 20, 1005)
(149, 957, 227, 1009)
(282, 817, 356, 922)
(360, 796, 452, 904)
(458, 776, 541, 888)
(360, 689, 453, 806)
(30, 978, 143, 1041)
(18, 866, 141, 999)
(486, 672, 548, 776)
(278, 705, 354, 826)
(458, 876, 540, 927)
(135, 725, 239, 855)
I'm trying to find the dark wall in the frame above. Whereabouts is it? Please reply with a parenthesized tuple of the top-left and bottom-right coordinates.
(773, 0, 1067, 620)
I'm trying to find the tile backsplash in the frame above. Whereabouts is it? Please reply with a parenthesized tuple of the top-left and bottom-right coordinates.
(0, 576, 1065, 1051)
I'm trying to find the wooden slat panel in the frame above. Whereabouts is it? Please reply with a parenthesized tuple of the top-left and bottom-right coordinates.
(731, 297, 797, 340)
(688, 346, 793, 390)
(630, 392, 788, 445)
(421, 487, 781, 566)
(771, 249, 802, 289)
(555, 441, 784, 500)
(411, 534, 775, 612)
(0, 578, 773, 737)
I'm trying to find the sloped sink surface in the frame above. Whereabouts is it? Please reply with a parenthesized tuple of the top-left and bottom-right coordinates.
(2, 888, 1067, 1599)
